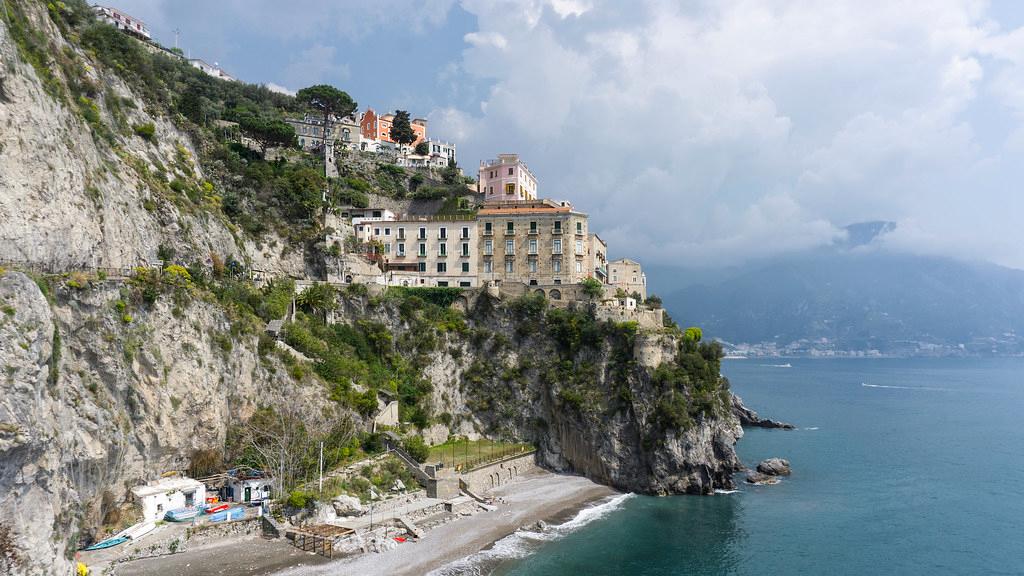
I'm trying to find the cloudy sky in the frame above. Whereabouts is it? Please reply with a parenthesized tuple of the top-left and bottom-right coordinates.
(116, 0, 1024, 270)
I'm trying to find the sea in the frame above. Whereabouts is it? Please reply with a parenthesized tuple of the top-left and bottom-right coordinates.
(432, 358, 1024, 575)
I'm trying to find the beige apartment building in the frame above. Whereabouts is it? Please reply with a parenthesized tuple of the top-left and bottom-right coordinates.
(589, 233, 608, 283)
(383, 217, 478, 287)
(476, 200, 592, 293)
(608, 258, 647, 300)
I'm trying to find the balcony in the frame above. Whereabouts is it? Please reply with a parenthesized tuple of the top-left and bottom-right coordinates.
(483, 229, 493, 236)
(460, 251, 471, 258)
(528, 228, 539, 235)
(551, 228, 563, 235)
(504, 229, 516, 236)
(552, 249, 563, 255)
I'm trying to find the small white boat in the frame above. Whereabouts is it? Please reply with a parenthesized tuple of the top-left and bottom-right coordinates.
(121, 521, 155, 541)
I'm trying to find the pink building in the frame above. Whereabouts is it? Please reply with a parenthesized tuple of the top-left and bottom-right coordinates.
(478, 154, 537, 202)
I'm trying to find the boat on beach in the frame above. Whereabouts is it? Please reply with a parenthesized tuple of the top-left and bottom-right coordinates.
(204, 503, 230, 514)
(83, 536, 128, 551)
(120, 521, 155, 540)
(208, 507, 246, 523)
(165, 507, 200, 522)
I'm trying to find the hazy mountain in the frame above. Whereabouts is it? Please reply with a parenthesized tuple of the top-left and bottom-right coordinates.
(657, 223, 1024, 356)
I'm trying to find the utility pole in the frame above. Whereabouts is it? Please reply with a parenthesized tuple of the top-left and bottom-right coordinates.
(173, 28, 181, 50)
(318, 441, 324, 496)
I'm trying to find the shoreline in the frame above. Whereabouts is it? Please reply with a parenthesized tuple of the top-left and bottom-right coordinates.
(276, 470, 618, 576)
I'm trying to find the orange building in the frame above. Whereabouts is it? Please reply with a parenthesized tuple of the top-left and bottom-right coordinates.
(359, 109, 427, 145)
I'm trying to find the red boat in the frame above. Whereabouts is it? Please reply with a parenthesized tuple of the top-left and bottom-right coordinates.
(205, 503, 230, 514)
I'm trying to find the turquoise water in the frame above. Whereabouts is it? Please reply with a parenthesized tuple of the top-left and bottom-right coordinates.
(469, 358, 1024, 575)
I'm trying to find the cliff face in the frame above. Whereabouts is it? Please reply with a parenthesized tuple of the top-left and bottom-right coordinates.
(0, 2, 304, 277)
(0, 270, 334, 574)
(337, 294, 744, 496)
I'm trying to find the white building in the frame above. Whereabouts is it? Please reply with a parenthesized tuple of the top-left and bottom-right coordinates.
(130, 476, 206, 522)
(285, 113, 360, 151)
(384, 218, 479, 287)
(188, 59, 237, 82)
(225, 475, 272, 505)
(92, 5, 151, 40)
(478, 154, 538, 202)
(351, 209, 398, 243)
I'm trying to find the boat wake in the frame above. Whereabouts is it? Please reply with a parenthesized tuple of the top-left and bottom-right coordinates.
(861, 383, 950, 392)
(802, 427, 820, 431)
(759, 363, 793, 368)
(714, 489, 740, 495)
(427, 493, 634, 575)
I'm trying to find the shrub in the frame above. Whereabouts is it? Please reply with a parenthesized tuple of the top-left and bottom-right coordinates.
(133, 122, 156, 142)
(286, 490, 314, 509)
(403, 436, 429, 463)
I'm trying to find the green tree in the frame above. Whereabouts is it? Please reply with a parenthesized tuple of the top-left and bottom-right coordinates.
(684, 326, 703, 342)
(414, 141, 430, 155)
(441, 158, 461, 185)
(287, 167, 325, 219)
(581, 277, 604, 300)
(238, 115, 296, 158)
(297, 282, 337, 318)
(403, 436, 430, 463)
(389, 110, 417, 153)
(296, 85, 357, 200)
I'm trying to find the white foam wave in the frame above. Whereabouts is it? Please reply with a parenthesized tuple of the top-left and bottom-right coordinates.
(861, 383, 950, 392)
(714, 489, 739, 494)
(803, 427, 820, 431)
(427, 493, 634, 575)
(759, 363, 792, 368)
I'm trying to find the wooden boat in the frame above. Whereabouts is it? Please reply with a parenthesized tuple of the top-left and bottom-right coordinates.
(208, 507, 246, 523)
(165, 507, 200, 522)
(83, 536, 128, 551)
(204, 503, 230, 514)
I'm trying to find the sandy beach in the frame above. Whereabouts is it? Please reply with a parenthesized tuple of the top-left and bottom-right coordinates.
(277, 470, 617, 576)
(104, 470, 615, 576)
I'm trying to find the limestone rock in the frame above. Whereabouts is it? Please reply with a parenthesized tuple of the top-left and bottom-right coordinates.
(332, 495, 364, 517)
(756, 458, 792, 477)
(732, 395, 796, 429)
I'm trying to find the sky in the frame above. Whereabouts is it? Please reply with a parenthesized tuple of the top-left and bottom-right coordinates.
(113, 0, 1024, 270)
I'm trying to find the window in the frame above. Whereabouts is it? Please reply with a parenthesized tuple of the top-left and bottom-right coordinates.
(419, 227, 426, 240)
(398, 227, 406, 239)
(437, 263, 447, 273)
(384, 243, 391, 254)
(553, 259, 561, 273)
(418, 262, 426, 272)
(438, 281, 449, 287)
(553, 239, 562, 254)
(418, 243, 426, 256)
(462, 262, 470, 272)
(439, 243, 447, 256)
(576, 221, 583, 233)
(576, 240, 584, 255)
(462, 242, 470, 256)
(484, 260, 493, 273)
(505, 239, 515, 254)
(439, 227, 447, 239)
(529, 259, 537, 273)
(505, 183, 515, 195)
(505, 260, 514, 273)
(529, 239, 538, 254)
(460, 281, 472, 287)
(508, 167, 514, 175)
(485, 222, 493, 234)
(373, 211, 382, 217)
(506, 221, 514, 233)
(530, 221, 537, 232)
(554, 220, 562, 232)
(576, 260, 583, 273)
(484, 239, 493, 255)
(462, 226, 470, 239)
(374, 228, 381, 236)
(384, 228, 391, 236)
(397, 243, 405, 256)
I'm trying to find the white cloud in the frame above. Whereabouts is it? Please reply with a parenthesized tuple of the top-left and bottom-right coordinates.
(281, 44, 350, 88)
(433, 0, 1024, 269)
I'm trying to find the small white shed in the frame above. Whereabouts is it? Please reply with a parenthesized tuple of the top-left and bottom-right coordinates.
(226, 476, 272, 504)
(131, 476, 206, 522)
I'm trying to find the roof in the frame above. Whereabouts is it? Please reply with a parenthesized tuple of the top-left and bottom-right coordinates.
(131, 477, 204, 498)
(478, 199, 579, 216)
(610, 258, 641, 266)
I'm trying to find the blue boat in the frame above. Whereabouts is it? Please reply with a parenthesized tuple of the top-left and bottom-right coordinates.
(208, 507, 246, 523)
(83, 536, 128, 551)
(165, 507, 200, 522)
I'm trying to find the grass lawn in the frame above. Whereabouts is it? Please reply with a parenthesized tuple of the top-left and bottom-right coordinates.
(427, 438, 534, 472)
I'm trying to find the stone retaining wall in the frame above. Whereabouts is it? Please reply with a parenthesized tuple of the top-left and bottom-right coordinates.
(461, 452, 539, 494)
